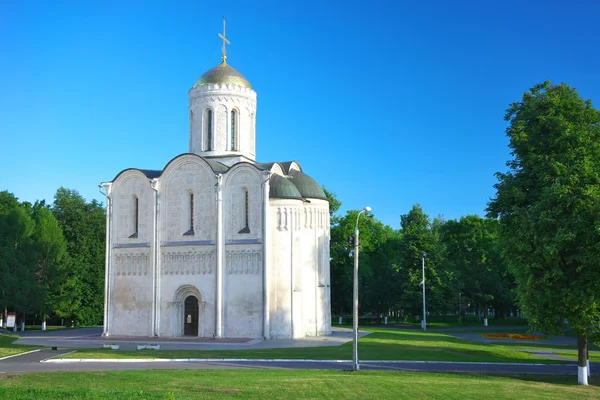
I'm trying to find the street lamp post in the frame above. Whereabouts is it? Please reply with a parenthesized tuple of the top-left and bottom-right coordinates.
(421, 253, 427, 331)
(353, 206, 371, 372)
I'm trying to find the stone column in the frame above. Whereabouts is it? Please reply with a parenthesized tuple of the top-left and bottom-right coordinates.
(262, 171, 271, 339)
(215, 174, 224, 338)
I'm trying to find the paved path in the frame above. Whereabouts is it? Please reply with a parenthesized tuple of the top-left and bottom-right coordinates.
(0, 326, 593, 376)
(0, 349, 593, 375)
(12, 326, 370, 351)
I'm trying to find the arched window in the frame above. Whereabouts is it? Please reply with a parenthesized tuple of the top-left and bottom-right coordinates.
(204, 109, 213, 151)
(184, 191, 194, 235)
(238, 188, 250, 234)
(230, 110, 238, 151)
(129, 195, 139, 238)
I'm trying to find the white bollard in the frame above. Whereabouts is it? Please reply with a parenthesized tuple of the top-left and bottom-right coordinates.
(384, 316, 388, 325)
(338, 316, 343, 325)
(484, 318, 488, 327)
(21, 322, 25, 332)
(0, 319, 3, 328)
(42, 321, 46, 331)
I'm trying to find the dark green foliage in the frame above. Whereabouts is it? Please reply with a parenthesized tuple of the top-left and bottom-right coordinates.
(52, 188, 106, 326)
(328, 193, 512, 320)
(0, 188, 105, 327)
(0, 203, 35, 317)
(439, 216, 514, 321)
(487, 81, 600, 371)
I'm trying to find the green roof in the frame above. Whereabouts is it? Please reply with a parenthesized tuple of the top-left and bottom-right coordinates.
(269, 174, 302, 199)
(289, 170, 327, 200)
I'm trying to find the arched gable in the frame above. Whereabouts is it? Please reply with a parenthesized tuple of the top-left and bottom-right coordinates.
(161, 154, 219, 242)
(287, 161, 302, 174)
(223, 162, 263, 240)
(111, 169, 154, 243)
(269, 163, 285, 176)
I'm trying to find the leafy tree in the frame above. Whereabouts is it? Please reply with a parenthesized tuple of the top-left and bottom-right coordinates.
(0, 201, 35, 326)
(30, 202, 67, 327)
(322, 186, 341, 216)
(0, 190, 19, 214)
(52, 188, 105, 326)
(397, 205, 450, 319)
(439, 216, 513, 322)
(487, 81, 600, 384)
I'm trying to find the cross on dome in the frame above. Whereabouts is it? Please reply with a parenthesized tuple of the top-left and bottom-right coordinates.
(219, 16, 230, 63)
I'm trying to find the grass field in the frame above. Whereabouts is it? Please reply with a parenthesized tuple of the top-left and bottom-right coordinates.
(60, 328, 571, 364)
(554, 352, 600, 362)
(0, 369, 598, 399)
(0, 334, 38, 359)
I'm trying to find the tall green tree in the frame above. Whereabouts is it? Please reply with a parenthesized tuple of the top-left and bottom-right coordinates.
(0, 199, 36, 325)
(52, 188, 105, 326)
(487, 81, 600, 385)
(397, 205, 450, 319)
(439, 216, 513, 322)
(30, 202, 67, 327)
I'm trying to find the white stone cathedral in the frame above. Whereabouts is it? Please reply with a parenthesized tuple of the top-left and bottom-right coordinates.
(99, 24, 331, 339)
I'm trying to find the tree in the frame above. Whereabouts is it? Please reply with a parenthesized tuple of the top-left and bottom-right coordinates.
(30, 202, 67, 328)
(487, 81, 600, 385)
(439, 216, 513, 323)
(52, 188, 105, 326)
(0, 201, 35, 326)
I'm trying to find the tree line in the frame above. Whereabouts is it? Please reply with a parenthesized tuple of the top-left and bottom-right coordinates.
(327, 195, 515, 322)
(0, 188, 105, 328)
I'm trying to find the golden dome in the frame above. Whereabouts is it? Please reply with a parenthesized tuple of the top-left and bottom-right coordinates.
(193, 62, 252, 89)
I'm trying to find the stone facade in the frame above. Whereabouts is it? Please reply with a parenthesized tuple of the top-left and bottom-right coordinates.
(100, 56, 331, 339)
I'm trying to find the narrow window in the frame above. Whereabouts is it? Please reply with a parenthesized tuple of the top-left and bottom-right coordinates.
(238, 188, 250, 233)
(204, 109, 213, 151)
(184, 192, 194, 235)
(245, 189, 249, 228)
(230, 110, 237, 150)
(129, 196, 139, 238)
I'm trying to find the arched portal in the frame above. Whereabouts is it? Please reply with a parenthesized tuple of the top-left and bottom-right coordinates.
(173, 285, 203, 337)
(184, 295, 199, 336)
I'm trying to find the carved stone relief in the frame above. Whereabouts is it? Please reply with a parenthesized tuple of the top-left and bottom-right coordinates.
(226, 249, 261, 275)
(114, 252, 150, 276)
(161, 250, 214, 275)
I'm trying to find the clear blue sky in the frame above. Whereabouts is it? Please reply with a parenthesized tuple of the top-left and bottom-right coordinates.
(1, 0, 599, 228)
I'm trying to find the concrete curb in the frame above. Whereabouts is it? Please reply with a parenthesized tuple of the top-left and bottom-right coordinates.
(0, 349, 40, 361)
(41, 357, 576, 366)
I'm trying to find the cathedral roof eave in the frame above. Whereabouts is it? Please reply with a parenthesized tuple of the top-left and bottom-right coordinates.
(110, 168, 163, 183)
(109, 153, 230, 183)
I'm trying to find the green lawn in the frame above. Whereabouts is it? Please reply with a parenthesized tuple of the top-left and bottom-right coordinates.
(554, 352, 600, 362)
(0, 334, 39, 358)
(0, 369, 598, 399)
(61, 328, 570, 363)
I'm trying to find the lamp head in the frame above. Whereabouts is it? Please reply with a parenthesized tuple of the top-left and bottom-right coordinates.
(365, 206, 371, 212)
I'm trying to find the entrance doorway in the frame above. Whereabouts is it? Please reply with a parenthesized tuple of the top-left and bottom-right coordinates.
(183, 295, 199, 336)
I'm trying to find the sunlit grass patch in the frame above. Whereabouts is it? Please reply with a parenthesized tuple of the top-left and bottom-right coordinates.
(0, 370, 599, 399)
(0, 334, 39, 358)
